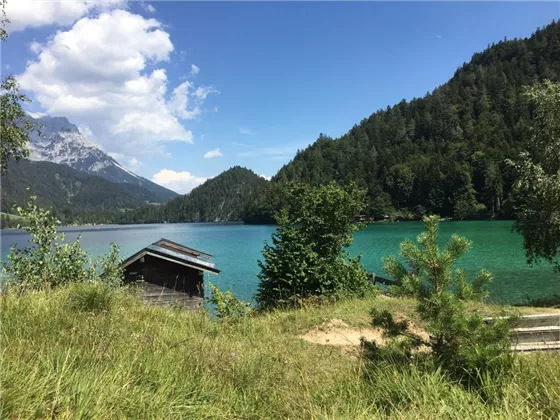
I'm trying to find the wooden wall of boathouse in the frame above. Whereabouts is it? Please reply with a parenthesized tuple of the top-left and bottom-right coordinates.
(124, 255, 205, 309)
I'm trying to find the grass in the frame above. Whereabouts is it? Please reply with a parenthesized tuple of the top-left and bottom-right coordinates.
(2, 284, 559, 419)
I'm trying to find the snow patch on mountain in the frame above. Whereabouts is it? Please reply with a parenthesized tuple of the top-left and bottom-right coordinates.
(29, 131, 103, 165)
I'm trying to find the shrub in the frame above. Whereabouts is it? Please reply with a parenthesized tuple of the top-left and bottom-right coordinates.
(97, 243, 125, 288)
(2, 196, 124, 291)
(371, 215, 515, 391)
(207, 283, 252, 320)
(256, 182, 374, 309)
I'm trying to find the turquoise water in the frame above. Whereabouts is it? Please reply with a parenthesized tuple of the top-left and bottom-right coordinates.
(1, 221, 558, 304)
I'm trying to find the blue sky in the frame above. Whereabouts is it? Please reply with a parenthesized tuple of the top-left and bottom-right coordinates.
(3, 1, 559, 193)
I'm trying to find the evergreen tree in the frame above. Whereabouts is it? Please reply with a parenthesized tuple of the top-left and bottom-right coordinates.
(256, 182, 372, 309)
(372, 216, 514, 390)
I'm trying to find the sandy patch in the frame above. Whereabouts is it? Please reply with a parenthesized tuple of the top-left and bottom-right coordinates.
(300, 319, 385, 347)
(299, 317, 430, 349)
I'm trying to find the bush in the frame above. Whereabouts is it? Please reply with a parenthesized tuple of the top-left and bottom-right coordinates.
(207, 283, 252, 320)
(2, 196, 124, 291)
(256, 182, 374, 309)
(371, 215, 515, 391)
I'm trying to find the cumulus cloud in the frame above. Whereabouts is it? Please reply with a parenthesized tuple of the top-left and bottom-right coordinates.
(151, 169, 208, 194)
(190, 64, 200, 76)
(239, 127, 254, 135)
(167, 80, 214, 120)
(141, 3, 156, 13)
(18, 10, 218, 158)
(6, 0, 126, 32)
(259, 174, 272, 181)
(203, 148, 223, 158)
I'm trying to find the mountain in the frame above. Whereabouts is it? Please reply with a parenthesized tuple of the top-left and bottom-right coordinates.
(119, 167, 268, 223)
(244, 21, 560, 222)
(28, 116, 178, 203)
(1, 159, 143, 223)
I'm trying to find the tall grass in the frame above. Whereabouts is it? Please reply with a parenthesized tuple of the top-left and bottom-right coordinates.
(1, 284, 558, 419)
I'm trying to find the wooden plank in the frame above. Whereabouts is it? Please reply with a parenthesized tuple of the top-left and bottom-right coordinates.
(368, 273, 400, 287)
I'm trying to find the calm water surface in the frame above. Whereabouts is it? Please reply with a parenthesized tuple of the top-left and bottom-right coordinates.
(1, 221, 558, 304)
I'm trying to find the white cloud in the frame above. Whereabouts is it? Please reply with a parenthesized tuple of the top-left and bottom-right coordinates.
(127, 157, 142, 171)
(190, 64, 200, 76)
(141, 3, 156, 13)
(29, 41, 42, 54)
(151, 169, 208, 194)
(108, 152, 142, 171)
(436, 35, 442, 40)
(167, 80, 209, 120)
(78, 124, 96, 140)
(18, 10, 218, 158)
(6, 0, 126, 32)
(203, 148, 223, 159)
(259, 174, 272, 181)
(194, 86, 219, 101)
(27, 111, 47, 119)
(239, 127, 254, 135)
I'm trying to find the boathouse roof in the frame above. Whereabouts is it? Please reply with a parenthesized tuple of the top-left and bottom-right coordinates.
(121, 238, 220, 275)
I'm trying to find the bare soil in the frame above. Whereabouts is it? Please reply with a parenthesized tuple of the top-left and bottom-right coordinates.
(299, 316, 429, 348)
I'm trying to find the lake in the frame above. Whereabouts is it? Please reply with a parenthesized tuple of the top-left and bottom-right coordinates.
(1, 221, 558, 304)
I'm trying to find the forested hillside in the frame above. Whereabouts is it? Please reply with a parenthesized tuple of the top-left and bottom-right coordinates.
(118, 167, 268, 223)
(244, 21, 560, 223)
(1, 159, 142, 224)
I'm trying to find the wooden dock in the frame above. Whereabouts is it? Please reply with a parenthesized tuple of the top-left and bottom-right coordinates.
(486, 313, 560, 352)
(510, 313, 560, 351)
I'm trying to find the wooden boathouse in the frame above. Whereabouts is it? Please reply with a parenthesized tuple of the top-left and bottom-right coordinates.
(120, 238, 220, 309)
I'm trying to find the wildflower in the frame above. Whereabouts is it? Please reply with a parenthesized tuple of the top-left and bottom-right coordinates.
(230, 351, 236, 358)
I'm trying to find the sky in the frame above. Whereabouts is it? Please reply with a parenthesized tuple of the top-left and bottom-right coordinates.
(2, 1, 559, 193)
